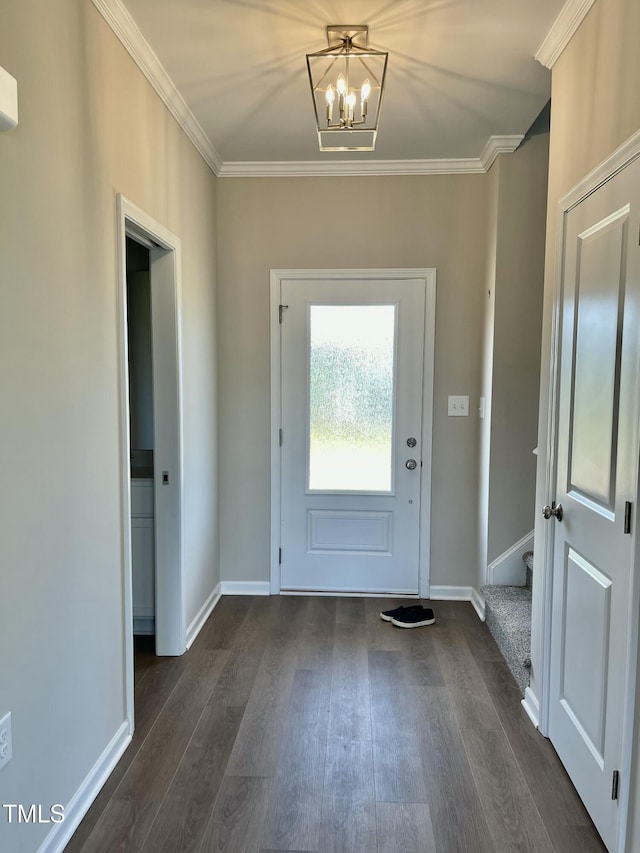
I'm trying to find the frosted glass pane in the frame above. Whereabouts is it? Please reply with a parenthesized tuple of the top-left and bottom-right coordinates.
(570, 226, 623, 506)
(309, 305, 395, 491)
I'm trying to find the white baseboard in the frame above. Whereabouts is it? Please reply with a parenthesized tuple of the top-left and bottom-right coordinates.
(429, 585, 485, 620)
(522, 686, 541, 729)
(186, 582, 222, 649)
(37, 721, 131, 853)
(430, 584, 474, 600)
(220, 581, 271, 596)
(132, 620, 155, 635)
(470, 587, 486, 621)
(133, 610, 155, 634)
(487, 530, 534, 586)
(280, 590, 419, 598)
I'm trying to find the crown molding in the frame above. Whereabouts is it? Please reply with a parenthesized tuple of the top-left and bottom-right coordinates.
(91, 0, 223, 175)
(535, 0, 596, 68)
(218, 137, 523, 178)
(480, 135, 525, 171)
(218, 159, 483, 178)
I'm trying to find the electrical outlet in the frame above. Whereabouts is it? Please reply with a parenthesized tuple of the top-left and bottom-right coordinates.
(0, 712, 13, 771)
(448, 395, 469, 416)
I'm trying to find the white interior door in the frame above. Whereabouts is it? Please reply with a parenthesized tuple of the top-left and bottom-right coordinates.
(278, 274, 428, 594)
(548, 156, 640, 850)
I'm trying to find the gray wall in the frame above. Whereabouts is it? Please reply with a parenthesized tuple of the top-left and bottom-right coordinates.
(477, 134, 548, 593)
(0, 2, 219, 849)
(217, 174, 490, 589)
(216, 160, 549, 593)
(487, 133, 549, 564)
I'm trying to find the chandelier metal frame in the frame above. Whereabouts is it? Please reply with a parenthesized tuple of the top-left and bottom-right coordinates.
(306, 26, 389, 152)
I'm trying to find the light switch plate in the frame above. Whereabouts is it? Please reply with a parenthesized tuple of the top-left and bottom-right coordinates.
(448, 395, 469, 416)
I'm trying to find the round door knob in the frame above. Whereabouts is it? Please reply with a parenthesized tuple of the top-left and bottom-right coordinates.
(406, 459, 417, 470)
(542, 502, 563, 521)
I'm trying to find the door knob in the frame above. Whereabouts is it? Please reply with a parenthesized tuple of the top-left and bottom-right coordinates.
(406, 459, 417, 470)
(542, 502, 563, 521)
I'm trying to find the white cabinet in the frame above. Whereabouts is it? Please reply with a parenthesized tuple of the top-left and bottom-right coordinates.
(131, 479, 155, 634)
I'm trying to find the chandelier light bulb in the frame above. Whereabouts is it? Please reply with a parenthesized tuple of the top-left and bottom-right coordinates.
(336, 73, 347, 96)
(325, 83, 335, 121)
(346, 89, 357, 122)
(361, 78, 371, 102)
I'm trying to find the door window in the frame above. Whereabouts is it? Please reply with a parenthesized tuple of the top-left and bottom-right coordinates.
(308, 304, 396, 492)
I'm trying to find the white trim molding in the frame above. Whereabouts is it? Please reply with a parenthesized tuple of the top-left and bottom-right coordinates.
(560, 128, 640, 213)
(219, 158, 484, 178)
(470, 587, 486, 621)
(480, 135, 525, 171)
(132, 612, 155, 636)
(116, 194, 186, 738)
(37, 722, 131, 853)
(487, 530, 534, 586)
(430, 585, 485, 621)
(535, 0, 597, 69)
(220, 581, 271, 596)
(218, 136, 524, 178)
(429, 584, 475, 600)
(186, 583, 222, 649)
(91, 0, 222, 174)
(522, 687, 541, 729)
(282, 590, 418, 598)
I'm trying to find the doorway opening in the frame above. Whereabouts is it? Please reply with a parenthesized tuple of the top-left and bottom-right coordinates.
(126, 237, 156, 640)
(117, 195, 185, 733)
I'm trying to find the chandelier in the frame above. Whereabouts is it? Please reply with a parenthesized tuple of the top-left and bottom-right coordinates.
(306, 26, 388, 152)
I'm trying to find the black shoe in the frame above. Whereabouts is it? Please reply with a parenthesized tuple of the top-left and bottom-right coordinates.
(380, 604, 424, 623)
(391, 607, 435, 628)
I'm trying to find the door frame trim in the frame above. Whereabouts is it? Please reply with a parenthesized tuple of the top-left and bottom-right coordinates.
(116, 195, 185, 733)
(537, 129, 640, 852)
(269, 268, 436, 597)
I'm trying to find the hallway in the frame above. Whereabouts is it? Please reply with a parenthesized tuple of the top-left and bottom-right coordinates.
(67, 596, 605, 852)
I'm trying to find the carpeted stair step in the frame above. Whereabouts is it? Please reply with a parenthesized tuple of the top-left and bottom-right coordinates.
(523, 550, 534, 590)
(481, 583, 531, 695)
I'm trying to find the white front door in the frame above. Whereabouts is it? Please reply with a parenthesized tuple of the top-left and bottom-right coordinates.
(277, 272, 433, 594)
(548, 156, 640, 850)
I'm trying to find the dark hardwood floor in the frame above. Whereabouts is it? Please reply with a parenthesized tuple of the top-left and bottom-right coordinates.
(66, 596, 606, 852)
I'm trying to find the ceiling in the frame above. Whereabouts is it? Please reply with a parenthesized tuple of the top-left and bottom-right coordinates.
(117, 0, 565, 168)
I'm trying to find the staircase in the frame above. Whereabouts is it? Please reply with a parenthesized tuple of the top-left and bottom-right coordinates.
(481, 551, 533, 695)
